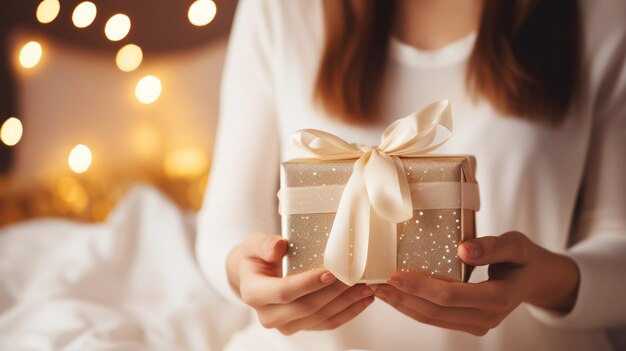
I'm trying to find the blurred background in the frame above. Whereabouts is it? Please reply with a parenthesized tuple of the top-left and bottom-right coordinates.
(0, 0, 239, 226)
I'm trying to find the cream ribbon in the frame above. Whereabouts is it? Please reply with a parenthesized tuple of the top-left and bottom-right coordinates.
(291, 100, 453, 285)
(280, 182, 480, 215)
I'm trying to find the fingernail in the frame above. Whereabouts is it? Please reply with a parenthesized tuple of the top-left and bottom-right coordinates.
(388, 276, 402, 288)
(463, 241, 482, 259)
(270, 239, 286, 253)
(320, 272, 336, 284)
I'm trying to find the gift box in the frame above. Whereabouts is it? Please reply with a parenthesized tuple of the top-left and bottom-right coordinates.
(278, 101, 480, 285)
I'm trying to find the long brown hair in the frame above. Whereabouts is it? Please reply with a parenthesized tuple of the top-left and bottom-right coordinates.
(314, 0, 581, 125)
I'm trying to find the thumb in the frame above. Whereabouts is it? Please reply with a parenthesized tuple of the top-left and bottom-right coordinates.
(458, 231, 530, 266)
(245, 232, 288, 263)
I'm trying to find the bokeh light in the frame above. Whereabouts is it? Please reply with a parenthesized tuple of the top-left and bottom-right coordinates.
(72, 1, 97, 28)
(132, 125, 160, 159)
(163, 148, 209, 179)
(55, 176, 89, 213)
(135, 75, 162, 104)
(1, 117, 23, 146)
(19, 41, 43, 69)
(104, 14, 131, 41)
(68, 144, 93, 174)
(188, 0, 217, 26)
(116, 44, 143, 72)
(36, 0, 60, 24)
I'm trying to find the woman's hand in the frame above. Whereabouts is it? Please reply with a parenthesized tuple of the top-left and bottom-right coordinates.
(374, 231, 580, 336)
(227, 232, 374, 335)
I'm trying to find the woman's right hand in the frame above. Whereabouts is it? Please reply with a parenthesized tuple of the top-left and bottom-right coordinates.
(226, 232, 375, 335)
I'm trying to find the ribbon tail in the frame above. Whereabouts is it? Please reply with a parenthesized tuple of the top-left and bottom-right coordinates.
(364, 209, 397, 284)
(324, 158, 370, 286)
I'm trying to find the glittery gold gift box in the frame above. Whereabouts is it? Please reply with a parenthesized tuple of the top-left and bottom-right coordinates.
(280, 156, 478, 282)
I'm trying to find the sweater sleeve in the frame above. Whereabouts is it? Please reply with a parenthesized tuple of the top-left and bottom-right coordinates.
(195, 0, 280, 304)
(528, 3, 626, 328)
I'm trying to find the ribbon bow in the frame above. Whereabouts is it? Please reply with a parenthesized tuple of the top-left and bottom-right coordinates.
(291, 100, 453, 285)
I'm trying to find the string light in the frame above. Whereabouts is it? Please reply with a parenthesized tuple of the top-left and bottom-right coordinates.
(36, 0, 60, 24)
(1, 0, 224, 226)
(72, 1, 97, 28)
(115, 44, 143, 72)
(104, 14, 131, 41)
(68, 144, 92, 174)
(135, 75, 162, 104)
(188, 0, 217, 26)
(19, 41, 43, 69)
(1, 117, 23, 146)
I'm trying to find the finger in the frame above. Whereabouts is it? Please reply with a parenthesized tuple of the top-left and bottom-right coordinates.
(458, 232, 530, 266)
(375, 286, 501, 329)
(256, 281, 353, 327)
(240, 267, 337, 306)
(280, 285, 374, 333)
(377, 293, 488, 336)
(308, 296, 375, 331)
(242, 232, 287, 263)
(388, 272, 511, 309)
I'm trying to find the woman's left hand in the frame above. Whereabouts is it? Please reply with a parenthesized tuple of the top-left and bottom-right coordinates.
(374, 231, 580, 336)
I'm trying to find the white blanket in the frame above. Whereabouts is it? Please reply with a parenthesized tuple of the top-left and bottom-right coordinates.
(0, 186, 250, 351)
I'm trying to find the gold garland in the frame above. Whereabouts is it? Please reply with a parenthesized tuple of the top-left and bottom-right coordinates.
(0, 172, 208, 226)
